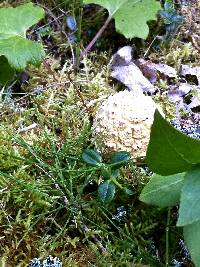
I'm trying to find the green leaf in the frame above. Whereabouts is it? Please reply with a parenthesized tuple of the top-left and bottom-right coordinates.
(101, 166, 111, 179)
(177, 166, 200, 226)
(101, 167, 119, 179)
(0, 56, 15, 84)
(110, 151, 131, 170)
(183, 220, 200, 267)
(82, 149, 102, 166)
(139, 172, 185, 208)
(98, 180, 116, 203)
(83, 0, 161, 39)
(111, 169, 120, 177)
(147, 110, 200, 175)
(0, 3, 45, 71)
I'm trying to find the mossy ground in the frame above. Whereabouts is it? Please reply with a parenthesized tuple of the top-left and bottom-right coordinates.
(0, 1, 199, 266)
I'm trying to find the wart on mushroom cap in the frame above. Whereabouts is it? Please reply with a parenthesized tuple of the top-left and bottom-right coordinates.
(92, 90, 161, 158)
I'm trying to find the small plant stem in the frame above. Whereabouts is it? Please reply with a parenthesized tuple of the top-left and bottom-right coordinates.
(81, 223, 106, 254)
(110, 176, 123, 190)
(165, 207, 171, 267)
(75, 0, 83, 69)
(72, 0, 75, 17)
(143, 34, 159, 58)
(75, 85, 91, 113)
(79, 15, 112, 61)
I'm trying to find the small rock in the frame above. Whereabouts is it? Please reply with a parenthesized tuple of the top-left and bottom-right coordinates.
(176, 83, 192, 95)
(168, 90, 183, 103)
(168, 83, 200, 115)
(29, 256, 62, 267)
(111, 45, 132, 66)
(168, 84, 188, 115)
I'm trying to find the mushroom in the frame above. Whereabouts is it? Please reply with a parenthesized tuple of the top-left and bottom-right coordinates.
(92, 90, 161, 158)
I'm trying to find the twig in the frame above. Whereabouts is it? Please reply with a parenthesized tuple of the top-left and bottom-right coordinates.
(144, 34, 160, 58)
(75, 1, 83, 69)
(79, 15, 112, 61)
(17, 123, 38, 133)
(81, 223, 106, 254)
(75, 85, 91, 113)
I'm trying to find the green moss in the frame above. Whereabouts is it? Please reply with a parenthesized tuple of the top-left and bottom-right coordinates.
(153, 93, 176, 120)
(0, 127, 22, 171)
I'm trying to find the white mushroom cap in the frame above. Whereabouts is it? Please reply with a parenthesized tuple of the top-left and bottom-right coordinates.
(92, 90, 160, 158)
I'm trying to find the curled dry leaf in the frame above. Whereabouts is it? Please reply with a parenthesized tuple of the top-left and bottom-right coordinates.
(153, 63, 177, 78)
(111, 46, 156, 94)
(168, 83, 192, 101)
(134, 58, 158, 84)
(188, 96, 200, 111)
(168, 83, 200, 115)
(180, 64, 200, 85)
(135, 58, 177, 82)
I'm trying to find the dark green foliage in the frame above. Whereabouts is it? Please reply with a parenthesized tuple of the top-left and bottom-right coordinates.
(140, 172, 185, 208)
(0, 3, 45, 85)
(82, 150, 132, 203)
(159, 0, 184, 38)
(109, 151, 131, 170)
(98, 180, 116, 203)
(140, 110, 200, 266)
(82, 148, 102, 166)
(146, 110, 200, 175)
(0, 56, 15, 85)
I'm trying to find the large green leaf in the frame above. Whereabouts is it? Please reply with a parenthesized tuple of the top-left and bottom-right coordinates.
(0, 3, 45, 71)
(98, 180, 116, 203)
(83, 0, 161, 39)
(183, 220, 200, 267)
(146, 110, 200, 175)
(0, 56, 15, 84)
(177, 166, 200, 226)
(109, 151, 131, 169)
(82, 149, 102, 166)
(139, 172, 185, 208)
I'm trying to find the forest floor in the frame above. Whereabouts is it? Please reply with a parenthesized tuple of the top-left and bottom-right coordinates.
(0, 0, 199, 266)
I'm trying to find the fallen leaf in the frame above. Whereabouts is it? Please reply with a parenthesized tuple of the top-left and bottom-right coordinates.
(153, 63, 177, 78)
(168, 83, 192, 102)
(188, 96, 200, 111)
(134, 58, 158, 84)
(135, 59, 177, 83)
(111, 46, 156, 94)
(180, 64, 200, 85)
(168, 83, 200, 115)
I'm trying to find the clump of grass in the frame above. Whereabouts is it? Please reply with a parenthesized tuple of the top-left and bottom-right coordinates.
(0, 116, 167, 266)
